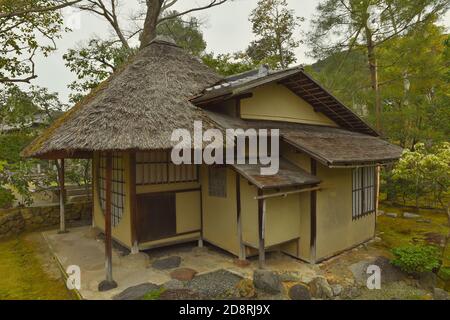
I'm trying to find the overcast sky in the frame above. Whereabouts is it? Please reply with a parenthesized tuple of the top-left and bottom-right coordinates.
(31, 0, 450, 104)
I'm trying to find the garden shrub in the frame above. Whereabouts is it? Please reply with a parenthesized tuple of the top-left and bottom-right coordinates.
(391, 245, 441, 274)
(0, 187, 15, 209)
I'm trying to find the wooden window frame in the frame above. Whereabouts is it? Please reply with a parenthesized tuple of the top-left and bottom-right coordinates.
(352, 166, 376, 220)
(208, 166, 227, 198)
(135, 151, 198, 186)
(98, 153, 125, 227)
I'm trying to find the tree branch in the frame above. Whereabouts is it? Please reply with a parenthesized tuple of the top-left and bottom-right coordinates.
(0, 0, 82, 19)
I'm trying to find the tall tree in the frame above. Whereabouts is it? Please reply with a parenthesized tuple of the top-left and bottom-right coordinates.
(244, 0, 303, 69)
(308, 0, 449, 132)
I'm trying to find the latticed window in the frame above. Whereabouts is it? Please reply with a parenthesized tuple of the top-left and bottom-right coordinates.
(208, 167, 227, 198)
(135, 151, 198, 185)
(98, 153, 125, 227)
(352, 167, 376, 220)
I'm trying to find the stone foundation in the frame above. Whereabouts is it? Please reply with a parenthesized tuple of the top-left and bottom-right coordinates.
(0, 202, 92, 239)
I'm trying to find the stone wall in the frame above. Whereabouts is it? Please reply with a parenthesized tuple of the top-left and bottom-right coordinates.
(0, 202, 92, 239)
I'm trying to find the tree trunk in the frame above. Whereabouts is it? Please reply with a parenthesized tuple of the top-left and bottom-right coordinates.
(140, 0, 164, 49)
(365, 27, 382, 132)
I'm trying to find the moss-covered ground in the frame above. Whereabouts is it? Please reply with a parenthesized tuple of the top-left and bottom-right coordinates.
(0, 234, 76, 300)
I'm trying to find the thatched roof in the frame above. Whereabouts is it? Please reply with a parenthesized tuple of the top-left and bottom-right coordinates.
(205, 111, 403, 167)
(232, 159, 321, 190)
(22, 38, 222, 159)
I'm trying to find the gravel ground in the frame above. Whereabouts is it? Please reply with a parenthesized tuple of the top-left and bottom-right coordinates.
(186, 269, 243, 299)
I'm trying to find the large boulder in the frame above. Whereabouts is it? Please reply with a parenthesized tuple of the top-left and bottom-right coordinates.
(253, 270, 281, 294)
(288, 283, 311, 300)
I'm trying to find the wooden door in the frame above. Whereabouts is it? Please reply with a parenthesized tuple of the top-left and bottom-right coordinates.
(137, 193, 176, 242)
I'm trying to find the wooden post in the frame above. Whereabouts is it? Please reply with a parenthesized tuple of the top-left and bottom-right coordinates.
(57, 159, 67, 234)
(236, 173, 245, 260)
(98, 152, 117, 291)
(129, 152, 139, 254)
(310, 159, 317, 263)
(258, 189, 266, 269)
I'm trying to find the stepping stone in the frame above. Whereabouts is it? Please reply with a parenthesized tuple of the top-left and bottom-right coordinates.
(113, 283, 159, 300)
(151, 256, 181, 270)
(289, 283, 311, 300)
(416, 218, 432, 224)
(403, 212, 421, 219)
(386, 213, 397, 218)
(170, 268, 198, 281)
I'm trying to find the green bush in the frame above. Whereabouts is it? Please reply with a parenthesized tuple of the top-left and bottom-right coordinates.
(438, 267, 450, 281)
(391, 245, 441, 274)
(0, 187, 15, 209)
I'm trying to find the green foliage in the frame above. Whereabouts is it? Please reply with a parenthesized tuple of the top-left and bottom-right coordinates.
(157, 12, 206, 57)
(389, 142, 450, 208)
(243, 0, 303, 69)
(202, 52, 255, 76)
(0, 132, 35, 163)
(64, 39, 136, 103)
(438, 267, 450, 281)
(0, 186, 15, 209)
(391, 245, 441, 274)
(0, 0, 67, 83)
(142, 287, 165, 300)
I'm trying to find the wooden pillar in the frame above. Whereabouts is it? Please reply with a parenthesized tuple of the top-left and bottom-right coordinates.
(129, 152, 139, 254)
(258, 189, 266, 269)
(236, 173, 245, 260)
(98, 152, 117, 291)
(310, 159, 318, 263)
(57, 159, 67, 234)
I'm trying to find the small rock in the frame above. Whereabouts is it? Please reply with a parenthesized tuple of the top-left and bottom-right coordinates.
(433, 288, 449, 300)
(416, 219, 432, 224)
(331, 284, 343, 296)
(151, 256, 181, 270)
(309, 277, 333, 299)
(235, 279, 256, 298)
(163, 279, 185, 290)
(386, 213, 398, 218)
(253, 270, 281, 294)
(403, 212, 421, 219)
(348, 286, 362, 299)
(377, 210, 384, 216)
(170, 268, 198, 281)
(113, 283, 159, 300)
(289, 283, 311, 300)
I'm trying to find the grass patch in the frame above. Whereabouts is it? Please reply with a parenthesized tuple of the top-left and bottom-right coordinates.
(0, 236, 76, 300)
(142, 287, 166, 300)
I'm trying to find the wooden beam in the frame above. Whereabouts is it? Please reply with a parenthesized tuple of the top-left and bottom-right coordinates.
(254, 186, 321, 200)
(98, 152, 117, 291)
(258, 189, 266, 269)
